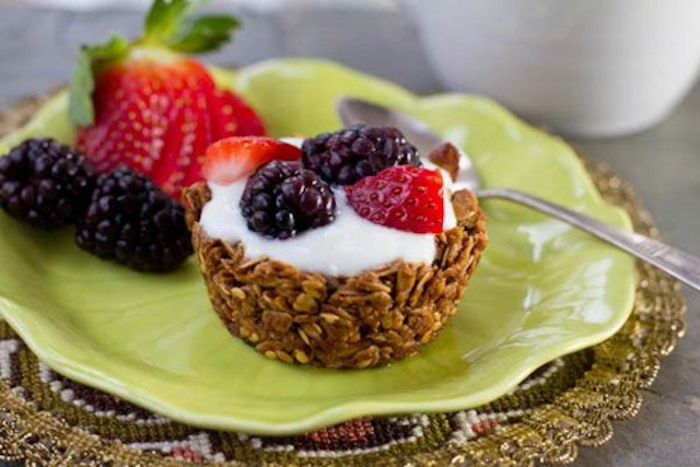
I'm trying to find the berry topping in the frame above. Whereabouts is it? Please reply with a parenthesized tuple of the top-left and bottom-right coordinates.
(70, 0, 265, 199)
(202, 136, 301, 185)
(240, 160, 336, 239)
(75, 166, 192, 272)
(0, 138, 95, 229)
(301, 124, 420, 185)
(344, 165, 445, 234)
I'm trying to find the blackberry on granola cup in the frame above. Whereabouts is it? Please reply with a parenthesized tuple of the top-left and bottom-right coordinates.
(184, 132, 488, 369)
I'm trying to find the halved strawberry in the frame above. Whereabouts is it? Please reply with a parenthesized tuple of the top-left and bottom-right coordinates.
(202, 136, 302, 185)
(70, 0, 266, 199)
(344, 165, 445, 234)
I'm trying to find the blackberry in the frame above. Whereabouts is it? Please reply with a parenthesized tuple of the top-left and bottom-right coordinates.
(0, 138, 95, 228)
(240, 160, 336, 239)
(75, 166, 192, 272)
(301, 124, 421, 185)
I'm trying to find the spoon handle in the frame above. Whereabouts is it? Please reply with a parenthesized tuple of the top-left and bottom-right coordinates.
(478, 187, 700, 291)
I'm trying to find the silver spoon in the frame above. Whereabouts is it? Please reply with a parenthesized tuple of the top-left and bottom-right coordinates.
(336, 97, 700, 292)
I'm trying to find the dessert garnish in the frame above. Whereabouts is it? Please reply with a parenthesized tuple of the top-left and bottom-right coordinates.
(202, 136, 301, 185)
(76, 166, 192, 272)
(344, 165, 445, 234)
(69, 0, 265, 199)
(201, 135, 337, 239)
(301, 124, 420, 185)
(0, 138, 95, 229)
(240, 160, 337, 239)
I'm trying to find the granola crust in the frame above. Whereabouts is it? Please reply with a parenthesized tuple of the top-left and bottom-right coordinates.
(183, 182, 488, 369)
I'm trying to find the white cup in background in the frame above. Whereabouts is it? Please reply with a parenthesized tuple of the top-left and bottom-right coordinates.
(404, 0, 700, 137)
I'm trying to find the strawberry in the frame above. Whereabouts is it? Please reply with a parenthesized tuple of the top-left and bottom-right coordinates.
(344, 165, 445, 234)
(69, 0, 265, 199)
(202, 136, 302, 185)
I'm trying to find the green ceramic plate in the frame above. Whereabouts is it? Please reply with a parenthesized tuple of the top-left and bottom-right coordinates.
(0, 58, 635, 435)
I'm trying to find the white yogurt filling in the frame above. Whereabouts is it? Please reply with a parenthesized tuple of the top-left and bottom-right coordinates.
(199, 158, 458, 276)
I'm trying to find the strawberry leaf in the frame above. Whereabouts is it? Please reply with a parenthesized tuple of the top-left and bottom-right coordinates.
(69, 49, 95, 127)
(144, 0, 194, 46)
(83, 34, 130, 63)
(168, 15, 241, 53)
(142, 0, 239, 53)
(69, 35, 129, 126)
(144, 0, 188, 42)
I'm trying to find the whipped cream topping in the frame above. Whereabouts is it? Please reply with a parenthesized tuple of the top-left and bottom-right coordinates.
(198, 146, 458, 276)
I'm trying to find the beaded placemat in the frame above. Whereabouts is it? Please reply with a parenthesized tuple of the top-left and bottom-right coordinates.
(0, 95, 686, 466)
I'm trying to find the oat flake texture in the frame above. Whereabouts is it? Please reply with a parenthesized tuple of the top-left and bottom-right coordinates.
(184, 182, 488, 369)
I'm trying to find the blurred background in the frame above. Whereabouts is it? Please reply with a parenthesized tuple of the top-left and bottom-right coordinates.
(0, 0, 438, 111)
(0, 0, 396, 8)
(3, 0, 698, 138)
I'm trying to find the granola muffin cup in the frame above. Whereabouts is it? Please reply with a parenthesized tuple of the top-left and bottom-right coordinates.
(183, 182, 488, 369)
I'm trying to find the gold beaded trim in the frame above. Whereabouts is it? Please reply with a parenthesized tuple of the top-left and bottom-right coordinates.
(0, 94, 686, 466)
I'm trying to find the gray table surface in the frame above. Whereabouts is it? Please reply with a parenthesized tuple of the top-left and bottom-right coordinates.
(1, 5, 699, 467)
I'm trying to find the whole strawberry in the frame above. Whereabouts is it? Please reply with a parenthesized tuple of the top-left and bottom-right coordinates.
(70, 0, 265, 200)
(344, 165, 445, 234)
